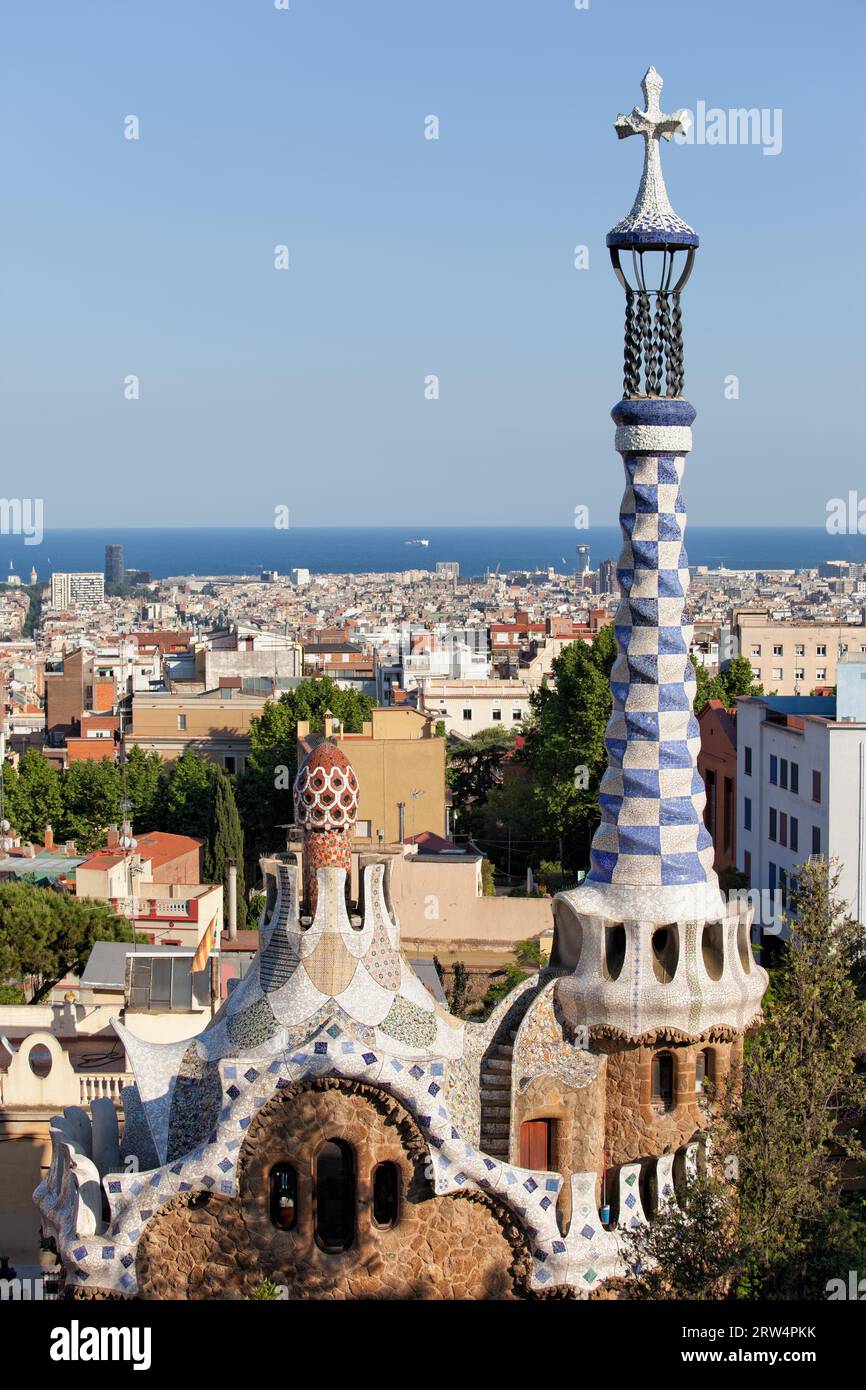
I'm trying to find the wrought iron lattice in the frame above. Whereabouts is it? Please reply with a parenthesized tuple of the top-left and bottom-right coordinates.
(609, 246, 695, 399)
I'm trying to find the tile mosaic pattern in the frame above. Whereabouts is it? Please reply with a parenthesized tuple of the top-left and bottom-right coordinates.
(512, 981, 600, 1097)
(587, 406, 715, 893)
(39, 1038, 708, 1297)
(166, 1044, 222, 1163)
(293, 740, 359, 832)
(378, 995, 438, 1049)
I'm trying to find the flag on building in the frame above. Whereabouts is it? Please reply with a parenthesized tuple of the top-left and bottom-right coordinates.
(191, 916, 217, 973)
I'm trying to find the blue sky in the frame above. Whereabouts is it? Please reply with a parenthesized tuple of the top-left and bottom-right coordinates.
(3, 0, 863, 529)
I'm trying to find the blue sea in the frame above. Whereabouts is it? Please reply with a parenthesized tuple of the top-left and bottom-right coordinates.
(4, 527, 866, 581)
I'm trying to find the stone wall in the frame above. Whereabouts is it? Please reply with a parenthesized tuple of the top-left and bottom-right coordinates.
(512, 1072, 607, 1229)
(597, 1037, 740, 1167)
(136, 1079, 533, 1300)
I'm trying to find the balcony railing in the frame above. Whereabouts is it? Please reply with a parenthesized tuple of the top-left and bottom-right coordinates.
(78, 1072, 134, 1106)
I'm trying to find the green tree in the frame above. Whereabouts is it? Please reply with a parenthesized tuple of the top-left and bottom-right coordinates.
(693, 655, 763, 714)
(60, 759, 123, 853)
(724, 860, 866, 1299)
(238, 678, 375, 857)
(123, 746, 166, 832)
(515, 937, 547, 968)
(3, 751, 63, 843)
(480, 962, 525, 1013)
(448, 727, 516, 838)
(519, 626, 616, 872)
(0, 880, 131, 1003)
(204, 769, 247, 929)
(623, 1173, 740, 1300)
(22, 583, 44, 639)
(449, 960, 469, 1016)
(476, 776, 548, 883)
(163, 749, 216, 840)
(480, 858, 496, 896)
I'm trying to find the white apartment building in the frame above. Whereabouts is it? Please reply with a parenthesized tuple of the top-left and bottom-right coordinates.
(736, 654, 866, 935)
(49, 572, 105, 608)
(419, 678, 531, 737)
(93, 640, 163, 695)
(724, 608, 866, 695)
(368, 623, 489, 703)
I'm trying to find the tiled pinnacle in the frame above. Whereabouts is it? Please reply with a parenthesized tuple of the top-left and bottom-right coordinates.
(585, 398, 715, 894)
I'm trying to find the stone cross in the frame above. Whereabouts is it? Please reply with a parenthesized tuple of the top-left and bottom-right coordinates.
(612, 67, 693, 233)
(614, 66, 691, 146)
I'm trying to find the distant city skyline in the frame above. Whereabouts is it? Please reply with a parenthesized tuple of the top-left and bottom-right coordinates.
(3, 0, 864, 529)
(3, 524, 866, 583)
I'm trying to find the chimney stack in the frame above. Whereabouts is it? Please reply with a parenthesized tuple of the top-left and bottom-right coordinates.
(228, 863, 237, 940)
(106, 825, 120, 850)
(44, 824, 54, 852)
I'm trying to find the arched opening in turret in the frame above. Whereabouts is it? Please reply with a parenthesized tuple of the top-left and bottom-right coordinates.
(737, 919, 753, 973)
(638, 1159, 658, 1220)
(602, 924, 626, 980)
(315, 1139, 355, 1253)
(695, 1047, 715, 1095)
(651, 1050, 675, 1113)
(371, 1162, 400, 1230)
(701, 922, 725, 981)
(651, 924, 679, 983)
(550, 900, 582, 969)
(270, 1162, 298, 1230)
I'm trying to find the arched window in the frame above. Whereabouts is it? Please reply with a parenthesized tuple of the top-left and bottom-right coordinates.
(270, 1163, 298, 1230)
(651, 1051, 675, 1112)
(695, 1048, 715, 1093)
(315, 1139, 355, 1252)
(371, 1162, 400, 1229)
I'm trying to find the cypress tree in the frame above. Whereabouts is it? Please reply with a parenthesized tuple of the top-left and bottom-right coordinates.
(204, 769, 247, 929)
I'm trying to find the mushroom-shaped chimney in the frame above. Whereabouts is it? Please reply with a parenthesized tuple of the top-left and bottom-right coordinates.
(293, 738, 359, 917)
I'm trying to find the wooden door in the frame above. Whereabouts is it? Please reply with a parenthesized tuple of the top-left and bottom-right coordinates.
(520, 1119, 552, 1170)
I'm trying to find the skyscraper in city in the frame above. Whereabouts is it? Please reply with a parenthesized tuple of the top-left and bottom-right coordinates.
(105, 543, 124, 585)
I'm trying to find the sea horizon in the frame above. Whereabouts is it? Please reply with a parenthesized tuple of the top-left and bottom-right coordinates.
(3, 525, 866, 581)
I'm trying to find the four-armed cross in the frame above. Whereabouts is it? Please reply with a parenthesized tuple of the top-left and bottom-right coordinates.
(614, 65, 691, 146)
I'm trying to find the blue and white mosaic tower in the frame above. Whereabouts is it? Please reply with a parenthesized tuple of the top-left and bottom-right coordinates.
(555, 69, 767, 1039)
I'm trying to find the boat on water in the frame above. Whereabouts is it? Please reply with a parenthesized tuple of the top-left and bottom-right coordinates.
(404, 538, 430, 547)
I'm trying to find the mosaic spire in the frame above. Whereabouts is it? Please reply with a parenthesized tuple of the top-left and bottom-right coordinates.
(552, 71, 769, 1045)
(565, 69, 722, 929)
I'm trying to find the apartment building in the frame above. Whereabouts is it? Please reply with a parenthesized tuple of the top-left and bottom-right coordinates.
(371, 623, 489, 703)
(697, 700, 738, 874)
(75, 830, 221, 948)
(736, 654, 866, 935)
(126, 684, 268, 772)
(196, 624, 302, 687)
(49, 572, 105, 608)
(44, 647, 90, 735)
(418, 677, 532, 737)
(724, 608, 866, 695)
(489, 610, 546, 674)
